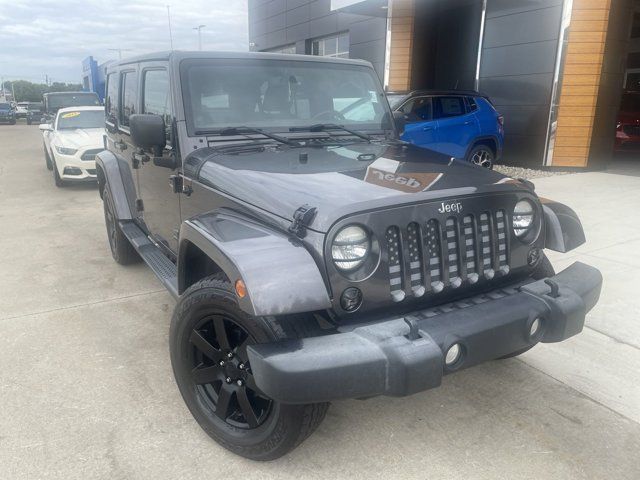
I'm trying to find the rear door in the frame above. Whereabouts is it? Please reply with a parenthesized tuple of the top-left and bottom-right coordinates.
(136, 65, 181, 253)
(434, 96, 480, 158)
(398, 96, 438, 148)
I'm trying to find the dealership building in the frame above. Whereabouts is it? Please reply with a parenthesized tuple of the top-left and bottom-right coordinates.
(249, 0, 635, 169)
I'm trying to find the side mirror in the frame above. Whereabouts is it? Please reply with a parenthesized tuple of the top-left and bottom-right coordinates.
(129, 114, 166, 154)
(393, 111, 407, 134)
(39, 123, 52, 131)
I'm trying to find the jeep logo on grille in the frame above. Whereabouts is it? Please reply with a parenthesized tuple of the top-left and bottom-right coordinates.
(438, 201, 463, 214)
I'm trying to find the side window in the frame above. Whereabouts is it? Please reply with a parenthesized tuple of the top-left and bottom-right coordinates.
(401, 96, 432, 122)
(434, 96, 465, 119)
(142, 69, 172, 142)
(120, 70, 138, 128)
(466, 96, 478, 113)
(105, 73, 118, 121)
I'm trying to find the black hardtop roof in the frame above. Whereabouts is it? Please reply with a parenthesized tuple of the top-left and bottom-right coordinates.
(107, 50, 373, 70)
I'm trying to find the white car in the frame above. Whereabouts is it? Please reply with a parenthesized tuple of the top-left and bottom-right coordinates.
(40, 106, 105, 187)
(15, 102, 29, 118)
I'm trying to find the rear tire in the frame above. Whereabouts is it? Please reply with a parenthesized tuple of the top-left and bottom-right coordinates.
(102, 187, 139, 265)
(170, 275, 329, 461)
(466, 144, 495, 169)
(499, 256, 555, 359)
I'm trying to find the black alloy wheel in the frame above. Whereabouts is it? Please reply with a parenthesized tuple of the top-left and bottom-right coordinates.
(189, 314, 271, 429)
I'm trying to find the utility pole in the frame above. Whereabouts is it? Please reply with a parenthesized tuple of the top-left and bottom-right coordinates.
(193, 25, 206, 51)
(10, 81, 15, 102)
(108, 48, 132, 60)
(167, 5, 174, 50)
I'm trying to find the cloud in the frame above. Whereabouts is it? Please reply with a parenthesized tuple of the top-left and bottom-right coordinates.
(0, 0, 248, 84)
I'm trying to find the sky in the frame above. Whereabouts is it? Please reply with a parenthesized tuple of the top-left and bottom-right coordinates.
(0, 0, 249, 84)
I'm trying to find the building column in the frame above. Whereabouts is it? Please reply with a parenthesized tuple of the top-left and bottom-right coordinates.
(385, 0, 415, 91)
(550, 0, 632, 167)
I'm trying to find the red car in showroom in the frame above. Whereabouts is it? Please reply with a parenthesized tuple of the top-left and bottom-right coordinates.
(616, 92, 640, 153)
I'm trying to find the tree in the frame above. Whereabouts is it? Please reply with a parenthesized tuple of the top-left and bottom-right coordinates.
(1, 80, 84, 102)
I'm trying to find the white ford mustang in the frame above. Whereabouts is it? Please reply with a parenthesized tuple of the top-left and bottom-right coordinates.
(40, 106, 105, 187)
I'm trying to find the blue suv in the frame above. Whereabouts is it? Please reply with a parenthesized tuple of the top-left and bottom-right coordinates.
(388, 90, 504, 169)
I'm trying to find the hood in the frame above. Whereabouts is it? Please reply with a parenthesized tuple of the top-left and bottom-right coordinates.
(195, 142, 526, 232)
(55, 128, 104, 149)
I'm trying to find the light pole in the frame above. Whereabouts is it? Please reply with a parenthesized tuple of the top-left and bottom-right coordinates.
(193, 24, 206, 51)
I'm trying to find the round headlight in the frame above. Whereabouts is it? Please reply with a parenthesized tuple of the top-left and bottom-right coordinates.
(513, 199, 535, 238)
(331, 225, 370, 271)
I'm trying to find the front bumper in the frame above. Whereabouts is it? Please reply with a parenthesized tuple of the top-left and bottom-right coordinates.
(54, 151, 97, 181)
(247, 262, 602, 404)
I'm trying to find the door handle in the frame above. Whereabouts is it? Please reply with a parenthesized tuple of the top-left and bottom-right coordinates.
(463, 121, 473, 125)
(422, 126, 433, 131)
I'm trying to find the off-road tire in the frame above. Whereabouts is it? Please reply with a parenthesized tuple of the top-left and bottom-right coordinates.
(102, 187, 139, 265)
(44, 144, 53, 170)
(466, 144, 495, 169)
(499, 256, 555, 359)
(170, 274, 329, 461)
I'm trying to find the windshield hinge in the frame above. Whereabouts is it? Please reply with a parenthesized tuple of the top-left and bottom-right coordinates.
(288, 204, 317, 239)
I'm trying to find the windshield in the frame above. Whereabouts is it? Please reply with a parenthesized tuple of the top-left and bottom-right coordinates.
(47, 93, 100, 111)
(0, 103, 11, 110)
(181, 58, 391, 133)
(57, 110, 105, 130)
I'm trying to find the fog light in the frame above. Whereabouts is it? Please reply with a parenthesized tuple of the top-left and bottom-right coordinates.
(340, 287, 362, 312)
(445, 343, 462, 366)
(529, 317, 542, 337)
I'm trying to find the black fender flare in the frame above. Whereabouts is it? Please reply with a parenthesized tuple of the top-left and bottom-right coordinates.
(541, 199, 586, 253)
(178, 212, 331, 317)
(95, 150, 137, 220)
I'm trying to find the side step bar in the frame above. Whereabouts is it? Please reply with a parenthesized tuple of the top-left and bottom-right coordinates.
(119, 221, 179, 298)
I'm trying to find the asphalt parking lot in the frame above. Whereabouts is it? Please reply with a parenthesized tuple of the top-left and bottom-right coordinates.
(1, 123, 639, 480)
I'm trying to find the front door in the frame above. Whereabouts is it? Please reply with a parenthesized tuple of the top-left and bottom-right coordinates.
(433, 96, 480, 159)
(398, 96, 438, 148)
(136, 66, 181, 253)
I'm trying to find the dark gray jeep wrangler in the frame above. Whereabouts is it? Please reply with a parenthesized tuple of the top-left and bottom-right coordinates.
(96, 51, 602, 460)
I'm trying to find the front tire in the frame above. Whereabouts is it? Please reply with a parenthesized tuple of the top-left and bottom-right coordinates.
(102, 187, 139, 265)
(466, 144, 494, 169)
(44, 144, 53, 170)
(52, 158, 65, 187)
(170, 275, 329, 461)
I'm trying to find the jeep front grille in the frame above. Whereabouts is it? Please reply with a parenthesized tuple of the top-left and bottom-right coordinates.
(386, 210, 509, 300)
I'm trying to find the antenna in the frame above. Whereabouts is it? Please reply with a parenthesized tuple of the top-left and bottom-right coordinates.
(167, 5, 174, 50)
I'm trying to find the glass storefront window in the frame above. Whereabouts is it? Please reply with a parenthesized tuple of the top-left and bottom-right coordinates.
(311, 32, 349, 59)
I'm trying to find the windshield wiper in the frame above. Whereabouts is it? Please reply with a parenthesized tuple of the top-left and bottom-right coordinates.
(289, 123, 371, 142)
(197, 126, 301, 147)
